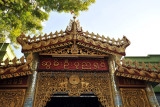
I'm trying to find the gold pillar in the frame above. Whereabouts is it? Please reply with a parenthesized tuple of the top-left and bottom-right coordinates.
(24, 53, 38, 107)
(108, 55, 122, 107)
(146, 84, 159, 107)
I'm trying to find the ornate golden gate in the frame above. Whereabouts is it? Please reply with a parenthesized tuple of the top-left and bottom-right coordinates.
(34, 72, 114, 107)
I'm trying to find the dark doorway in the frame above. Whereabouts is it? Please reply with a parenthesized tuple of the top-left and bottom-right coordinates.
(45, 96, 102, 107)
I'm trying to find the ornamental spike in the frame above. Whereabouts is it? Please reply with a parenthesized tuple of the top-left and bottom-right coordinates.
(12, 57, 17, 65)
(20, 56, 25, 63)
(4, 58, 9, 66)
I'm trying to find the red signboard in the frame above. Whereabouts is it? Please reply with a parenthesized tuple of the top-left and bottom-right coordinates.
(0, 76, 28, 87)
(39, 58, 108, 71)
(118, 77, 146, 88)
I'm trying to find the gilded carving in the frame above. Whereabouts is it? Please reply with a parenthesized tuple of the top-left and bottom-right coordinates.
(120, 58, 160, 72)
(17, 17, 130, 56)
(39, 44, 108, 56)
(120, 88, 150, 107)
(39, 59, 108, 71)
(0, 89, 26, 107)
(34, 72, 114, 107)
(0, 53, 33, 79)
(69, 75, 80, 85)
(77, 42, 124, 56)
(77, 34, 128, 54)
(116, 57, 160, 82)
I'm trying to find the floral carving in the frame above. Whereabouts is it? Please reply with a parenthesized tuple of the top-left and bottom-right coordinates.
(34, 72, 114, 107)
(120, 88, 150, 107)
(0, 89, 26, 107)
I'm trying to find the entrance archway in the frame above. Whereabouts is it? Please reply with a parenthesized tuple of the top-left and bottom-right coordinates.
(45, 94, 102, 107)
(34, 72, 114, 107)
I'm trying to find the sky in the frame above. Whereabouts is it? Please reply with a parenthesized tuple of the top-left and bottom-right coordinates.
(14, 0, 160, 58)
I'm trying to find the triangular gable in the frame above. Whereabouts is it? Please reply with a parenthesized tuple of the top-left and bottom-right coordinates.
(17, 17, 130, 56)
(39, 43, 108, 57)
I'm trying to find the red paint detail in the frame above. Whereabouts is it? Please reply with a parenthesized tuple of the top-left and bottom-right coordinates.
(39, 58, 108, 71)
(0, 76, 28, 86)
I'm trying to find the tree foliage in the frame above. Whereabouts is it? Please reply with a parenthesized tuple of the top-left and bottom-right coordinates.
(0, 0, 95, 47)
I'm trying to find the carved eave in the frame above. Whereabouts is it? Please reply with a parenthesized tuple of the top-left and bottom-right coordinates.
(115, 58, 160, 83)
(17, 18, 130, 56)
(76, 35, 129, 56)
(0, 53, 33, 79)
(17, 32, 73, 53)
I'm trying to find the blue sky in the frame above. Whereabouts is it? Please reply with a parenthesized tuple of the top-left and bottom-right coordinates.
(14, 0, 160, 58)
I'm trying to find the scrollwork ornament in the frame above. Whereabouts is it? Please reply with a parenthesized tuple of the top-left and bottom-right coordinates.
(34, 72, 114, 107)
(40, 44, 107, 56)
(0, 89, 26, 107)
(120, 88, 150, 107)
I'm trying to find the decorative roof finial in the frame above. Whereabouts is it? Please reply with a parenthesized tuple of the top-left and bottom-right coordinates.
(73, 16, 76, 22)
(65, 14, 82, 33)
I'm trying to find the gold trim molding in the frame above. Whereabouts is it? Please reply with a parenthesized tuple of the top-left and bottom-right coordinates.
(34, 72, 114, 107)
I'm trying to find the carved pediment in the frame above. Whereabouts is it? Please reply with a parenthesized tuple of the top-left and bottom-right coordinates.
(17, 17, 130, 56)
(39, 44, 108, 57)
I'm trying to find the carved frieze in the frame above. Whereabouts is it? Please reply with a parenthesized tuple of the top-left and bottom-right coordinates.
(39, 44, 108, 56)
(120, 88, 150, 107)
(0, 89, 26, 107)
(34, 72, 114, 107)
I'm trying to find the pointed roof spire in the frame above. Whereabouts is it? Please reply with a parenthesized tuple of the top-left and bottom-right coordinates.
(71, 16, 77, 33)
(73, 16, 76, 22)
(66, 16, 82, 33)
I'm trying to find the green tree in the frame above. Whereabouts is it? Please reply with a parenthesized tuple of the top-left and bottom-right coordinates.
(0, 0, 95, 48)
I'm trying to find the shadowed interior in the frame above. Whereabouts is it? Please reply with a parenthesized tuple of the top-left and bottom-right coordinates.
(45, 96, 102, 107)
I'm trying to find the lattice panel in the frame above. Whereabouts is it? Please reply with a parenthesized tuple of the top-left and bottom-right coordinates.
(0, 89, 26, 107)
(34, 72, 114, 107)
(120, 88, 150, 107)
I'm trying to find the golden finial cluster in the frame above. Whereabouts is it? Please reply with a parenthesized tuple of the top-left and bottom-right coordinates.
(121, 59, 160, 72)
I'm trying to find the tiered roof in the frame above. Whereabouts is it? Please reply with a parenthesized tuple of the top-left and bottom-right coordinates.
(1, 17, 160, 83)
(17, 17, 130, 56)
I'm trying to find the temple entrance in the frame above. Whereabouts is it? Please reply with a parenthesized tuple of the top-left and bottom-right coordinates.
(34, 72, 114, 107)
(45, 94, 102, 107)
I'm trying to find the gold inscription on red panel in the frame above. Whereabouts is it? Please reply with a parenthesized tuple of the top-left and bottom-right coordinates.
(39, 59, 108, 71)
